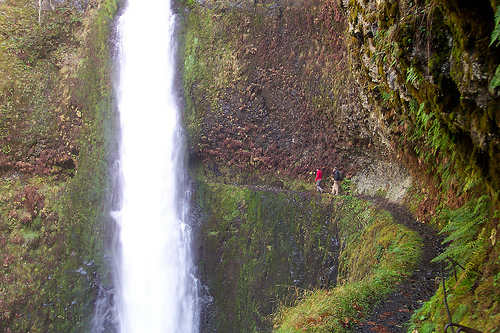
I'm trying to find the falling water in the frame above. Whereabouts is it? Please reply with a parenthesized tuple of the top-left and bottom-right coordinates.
(113, 0, 199, 332)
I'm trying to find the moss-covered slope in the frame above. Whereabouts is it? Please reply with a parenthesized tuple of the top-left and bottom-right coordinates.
(0, 0, 118, 331)
(194, 182, 422, 332)
(180, 0, 500, 331)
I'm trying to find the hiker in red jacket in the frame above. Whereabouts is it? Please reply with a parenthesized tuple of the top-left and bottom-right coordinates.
(315, 169, 324, 193)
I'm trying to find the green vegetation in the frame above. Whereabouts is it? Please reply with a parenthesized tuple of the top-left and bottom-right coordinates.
(195, 181, 423, 332)
(0, 0, 118, 331)
(273, 197, 422, 332)
(491, 6, 500, 47)
(348, 0, 499, 199)
(433, 196, 491, 268)
(346, 0, 500, 330)
(408, 196, 500, 332)
(490, 6, 500, 93)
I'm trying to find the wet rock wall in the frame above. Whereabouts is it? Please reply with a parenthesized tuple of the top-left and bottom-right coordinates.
(179, 0, 408, 197)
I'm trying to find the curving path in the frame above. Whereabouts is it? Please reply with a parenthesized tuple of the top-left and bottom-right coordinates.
(237, 185, 443, 332)
(354, 196, 443, 333)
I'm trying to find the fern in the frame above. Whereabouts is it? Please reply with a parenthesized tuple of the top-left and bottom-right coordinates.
(433, 195, 490, 267)
(381, 90, 391, 101)
(490, 6, 500, 47)
(406, 66, 419, 85)
(408, 98, 419, 114)
(464, 228, 489, 279)
(490, 7, 500, 93)
(489, 64, 500, 93)
(415, 102, 430, 124)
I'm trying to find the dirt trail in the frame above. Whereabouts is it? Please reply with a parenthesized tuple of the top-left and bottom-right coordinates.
(355, 196, 443, 333)
(238, 185, 444, 332)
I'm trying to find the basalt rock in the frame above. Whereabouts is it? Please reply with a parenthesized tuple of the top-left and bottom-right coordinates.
(180, 0, 407, 198)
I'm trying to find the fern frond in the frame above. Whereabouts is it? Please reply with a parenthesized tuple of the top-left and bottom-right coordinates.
(464, 228, 488, 277)
(433, 196, 491, 266)
(490, 6, 500, 47)
(489, 64, 500, 93)
(409, 98, 419, 114)
(406, 66, 419, 84)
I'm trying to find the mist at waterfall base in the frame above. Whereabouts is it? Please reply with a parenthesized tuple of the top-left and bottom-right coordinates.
(96, 0, 199, 332)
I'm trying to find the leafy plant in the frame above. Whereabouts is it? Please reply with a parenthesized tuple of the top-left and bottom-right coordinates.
(489, 64, 500, 93)
(406, 66, 419, 84)
(490, 7, 500, 93)
(340, 178, 353, 195)
(409, 98, 419, 114)
(381, 90, 391, 101)
(490, 6, 500, 47)
(433, 195, 490, 270)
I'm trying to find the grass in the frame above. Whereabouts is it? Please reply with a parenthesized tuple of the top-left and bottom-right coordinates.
(273, 199, 422, 332)
(273, 284, 369, 332)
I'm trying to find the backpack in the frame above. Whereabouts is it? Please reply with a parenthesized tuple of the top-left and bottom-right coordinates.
(334, 169, 342, 181)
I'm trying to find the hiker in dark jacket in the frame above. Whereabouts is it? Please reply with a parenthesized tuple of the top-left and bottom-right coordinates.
(331, 167, 341, 195)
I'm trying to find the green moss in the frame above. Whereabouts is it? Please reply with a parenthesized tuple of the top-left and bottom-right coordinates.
(273, 197, 422, 332)
(0, 0, 118, 331)
(196, 181, 342, 332)
(388, 1, 399, 19)
(197, 180, 422, 333)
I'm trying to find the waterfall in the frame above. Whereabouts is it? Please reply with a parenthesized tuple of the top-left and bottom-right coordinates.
(112, 0, 199, 332)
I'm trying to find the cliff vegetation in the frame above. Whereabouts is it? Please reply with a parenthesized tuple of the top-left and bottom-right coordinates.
(194, 183, 422, 332)
(0, 0, 118, 331)
(179, 0, 500, 331)
(0, 0, 499, 331)
(344, 0, 500, 331)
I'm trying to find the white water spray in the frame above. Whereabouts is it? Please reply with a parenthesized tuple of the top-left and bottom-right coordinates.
(114, 0, 199, 332)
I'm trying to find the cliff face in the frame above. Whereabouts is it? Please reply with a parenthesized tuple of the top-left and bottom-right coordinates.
(344, 0, 500, 209)
(181, 0, 500, 205)
(0, 0, 118, 331)
(194, 184, 338, 332)
(180, 0, 500, 331)
(193, 184, 422, 332)
(180, 0, 412, 200)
